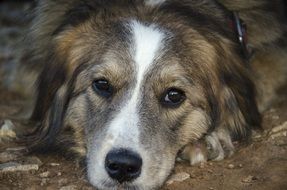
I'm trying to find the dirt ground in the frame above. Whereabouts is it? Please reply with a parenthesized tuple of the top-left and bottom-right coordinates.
(0, 1, 287, 190)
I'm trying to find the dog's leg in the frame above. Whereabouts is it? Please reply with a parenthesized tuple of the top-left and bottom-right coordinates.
(178, 141, 208, 165)
(179, 129, 235, 165)
(205, 129, 234, 161)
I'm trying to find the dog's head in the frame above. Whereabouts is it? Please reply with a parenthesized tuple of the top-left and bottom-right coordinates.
(29, 1, 260, 189)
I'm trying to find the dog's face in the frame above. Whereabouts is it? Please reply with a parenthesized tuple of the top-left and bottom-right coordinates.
(30, 1, 261, 189)
(61, 20, 211, 189)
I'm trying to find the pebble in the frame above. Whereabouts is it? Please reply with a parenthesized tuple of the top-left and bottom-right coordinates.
(0, 152, 19, 163)
(242, 175, 257, 183)
(24, 156, 43, 166)
(0, 120, 16, 142)
(6, 147, 27, 152)
(39, 171, 50, 178)
(0, 162, 39, 172)
(60, 185, 77, 190)
(238, 164, 243, 168)
(166, 172, 190, 185)
(57, 172, 62, 176)
(227, 164, 235, 169)
(50, 163, 60, 166)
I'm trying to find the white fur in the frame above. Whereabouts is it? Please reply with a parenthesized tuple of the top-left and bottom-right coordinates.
(206, 132, 225, 161)
(104, 21, 164, 149)
(190, 150, 207, 165)
(88, 21, 165, 189)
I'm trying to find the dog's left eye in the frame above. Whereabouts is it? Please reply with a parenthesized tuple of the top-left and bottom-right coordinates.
(161, 88, 186, 107)
(92, 79, 113, 98)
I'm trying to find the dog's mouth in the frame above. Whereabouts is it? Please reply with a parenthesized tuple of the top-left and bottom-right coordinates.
(98, 180, 141, 190)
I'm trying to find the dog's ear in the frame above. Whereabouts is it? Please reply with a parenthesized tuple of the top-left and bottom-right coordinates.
(27, 56, 70, 151)
(52, 2, 94, 35)
(25, 0, 96, 151)
(216, 48, 262, 140)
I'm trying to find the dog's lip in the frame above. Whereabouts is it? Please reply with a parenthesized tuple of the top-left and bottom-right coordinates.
(97, 179, 138, 190)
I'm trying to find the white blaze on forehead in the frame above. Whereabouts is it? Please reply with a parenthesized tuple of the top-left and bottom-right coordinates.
(106, 21, 165, 148)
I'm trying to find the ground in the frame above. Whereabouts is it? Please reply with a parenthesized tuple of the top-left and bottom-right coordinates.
(0, 1, 286, 190)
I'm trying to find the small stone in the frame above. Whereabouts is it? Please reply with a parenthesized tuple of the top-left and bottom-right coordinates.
(208, 162, 213, 166)
(58, 178, 69, 186)
(242, 175, 257, 183)
(60, 185, 77, 190)
(227, 164, 235, 169)
(57, 172, 62, 176)
(6, 147, 27, 152)
(0, 162, 39, 172)
(166, 172, 190, 185)
(0, 120, 16, 142)
(24, 156, 42, 166)
(39, 171, 50, 178)
(50, 163, 60, 166)
(0, 152, 19, 163)
(209, 188, 215, 190)
(238, 164, 243, 168)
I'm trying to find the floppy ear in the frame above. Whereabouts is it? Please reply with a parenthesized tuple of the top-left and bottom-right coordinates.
(216, 49, 262, 140)
(28, 71, 70, 151)
(25, 1, 96, 151)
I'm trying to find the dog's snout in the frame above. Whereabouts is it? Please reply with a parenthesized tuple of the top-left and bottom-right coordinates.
(105, 149, 142, 183)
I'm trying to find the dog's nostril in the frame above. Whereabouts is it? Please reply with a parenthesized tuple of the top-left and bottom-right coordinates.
(105, 149, 142, 183)
(109, 163, 120, 171)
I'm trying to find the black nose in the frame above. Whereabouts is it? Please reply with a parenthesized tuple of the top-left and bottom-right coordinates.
(105, 149, 142, 183)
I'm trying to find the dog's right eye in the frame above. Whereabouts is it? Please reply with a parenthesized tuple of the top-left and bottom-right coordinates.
(92, 79, 113, 98)
(160, 88, 186, 107)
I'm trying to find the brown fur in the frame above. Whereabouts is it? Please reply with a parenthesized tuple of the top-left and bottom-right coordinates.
(4, 0, 286, 189)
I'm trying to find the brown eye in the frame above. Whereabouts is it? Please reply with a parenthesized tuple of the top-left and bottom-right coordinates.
(161, 88, 186, 107)
(92, 79, 113, 98)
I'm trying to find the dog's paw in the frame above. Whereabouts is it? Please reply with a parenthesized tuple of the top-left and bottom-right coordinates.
(0, 119, 17, 143)
(205, 130, 234, 161)
(178, 130, 235, 165)
(178, 141, 208, 165)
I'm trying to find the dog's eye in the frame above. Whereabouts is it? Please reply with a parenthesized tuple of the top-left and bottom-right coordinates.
(92, 79, 113, 98)
(161, 88, 186, 107)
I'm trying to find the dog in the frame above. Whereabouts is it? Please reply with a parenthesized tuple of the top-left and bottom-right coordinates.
(2, 0, 287, 189)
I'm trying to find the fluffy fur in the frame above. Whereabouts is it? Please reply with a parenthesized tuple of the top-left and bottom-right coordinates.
(5, 0, 287, 189)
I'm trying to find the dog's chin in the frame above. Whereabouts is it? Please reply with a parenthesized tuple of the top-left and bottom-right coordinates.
(88, 175, 162, 190)
(89, 181, 143, 190)
(87, 176, 150, 190)
(87, 166, 166, 190)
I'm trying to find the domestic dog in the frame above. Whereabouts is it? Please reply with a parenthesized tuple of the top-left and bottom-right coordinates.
(2, 0, 287, 189)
